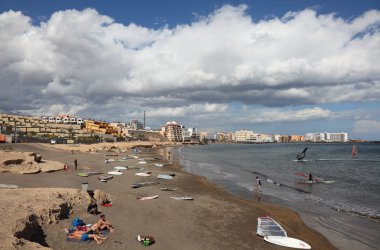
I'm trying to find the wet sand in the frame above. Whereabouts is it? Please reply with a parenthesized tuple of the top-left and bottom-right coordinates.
(0, 143, 337, 249)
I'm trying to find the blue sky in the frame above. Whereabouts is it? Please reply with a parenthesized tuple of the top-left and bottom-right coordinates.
(0, 0, 379, 139)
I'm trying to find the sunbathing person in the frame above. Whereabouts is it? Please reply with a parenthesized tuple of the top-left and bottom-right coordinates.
(87, 199, 99, 215)
(68, 230, 107, 244)
(96, 214, 115, 232)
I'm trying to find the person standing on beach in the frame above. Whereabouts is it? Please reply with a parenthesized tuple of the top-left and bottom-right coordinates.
(255, 176, 262, 201)
(256, 176, 262, 191)
(74, 159, 78, 170)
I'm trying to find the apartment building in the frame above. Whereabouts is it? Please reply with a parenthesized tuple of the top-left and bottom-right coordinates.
(41, 115, 83, 125)
(234, 130, 257, 143)
(161, 121, 183, 142)
(305, 132, 348, 142)
(0, 113, 89, 138)
(84, 120, 119, 136)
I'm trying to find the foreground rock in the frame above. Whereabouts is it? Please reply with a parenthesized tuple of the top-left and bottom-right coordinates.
(0, 151, 64, 174)
(0, 188, 90, 249)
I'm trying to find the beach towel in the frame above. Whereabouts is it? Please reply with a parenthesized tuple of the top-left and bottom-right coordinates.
(101, 203, 113, 207)
(65, 237, 92, 243)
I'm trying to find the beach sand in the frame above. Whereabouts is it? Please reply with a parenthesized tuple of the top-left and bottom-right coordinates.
(0, 143, 337, 249)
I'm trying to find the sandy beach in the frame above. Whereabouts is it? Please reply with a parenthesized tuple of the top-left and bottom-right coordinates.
(0, 143, 337, 250)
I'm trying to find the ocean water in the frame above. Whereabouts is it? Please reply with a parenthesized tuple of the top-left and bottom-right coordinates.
(175, 142, 380, 221)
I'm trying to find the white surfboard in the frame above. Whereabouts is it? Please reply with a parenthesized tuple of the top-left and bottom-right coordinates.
(138, 161, 147, 164)
(107, 171, 123, 175)
(264, 236, 311, 249)
(170, 196, 193, 200)
(154, 163, 164, 167)
(138, 195, 158, 200)
(0, 184, 20, 189)
(114, 166, 127, 170)
(135, 173, 150, 177)
(157, 174, 173, 180)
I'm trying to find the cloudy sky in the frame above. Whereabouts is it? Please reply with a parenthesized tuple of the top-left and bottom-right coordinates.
(0, 0, 379, 139)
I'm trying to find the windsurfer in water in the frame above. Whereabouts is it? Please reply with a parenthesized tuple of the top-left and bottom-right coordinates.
(308, 172, 314, 182)
(352, 145, 358, 159)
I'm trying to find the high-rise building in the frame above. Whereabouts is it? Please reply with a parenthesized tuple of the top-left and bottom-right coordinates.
(161, 121, 183, 142)
(305, 132, 348, 142)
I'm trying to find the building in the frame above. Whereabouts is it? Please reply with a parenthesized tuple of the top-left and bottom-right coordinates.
(161, 121, 183, 142)
(234, 130, 256, 143)
(305, 132, 348, 142)
(181, 126, 191, 142)
(41, 115, 83, 125)
(84, 120, 119, 136)
(0, 113, 90, 139)
(127, 120, 144, 130)
(289, 135, 305, 142)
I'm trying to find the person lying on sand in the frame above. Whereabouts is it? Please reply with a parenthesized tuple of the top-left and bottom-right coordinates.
(92, 214, 115, 232)
(68, 230, 107, 244)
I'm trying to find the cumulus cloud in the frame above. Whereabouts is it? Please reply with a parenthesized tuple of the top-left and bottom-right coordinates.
(0, 5, 379, 130)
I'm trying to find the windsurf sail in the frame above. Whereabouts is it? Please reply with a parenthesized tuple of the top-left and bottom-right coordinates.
(296, 147, 308, 160)
(352, 145, 358, 159)
(257, 217, 287, 237)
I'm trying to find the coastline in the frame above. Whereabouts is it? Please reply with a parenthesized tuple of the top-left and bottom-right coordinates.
(0, 143, 337, 249)
(173, 143, 380, 250)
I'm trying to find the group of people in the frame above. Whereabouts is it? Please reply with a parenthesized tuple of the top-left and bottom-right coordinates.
(63, 158, 78, 171)
(67, 214, 115, 244)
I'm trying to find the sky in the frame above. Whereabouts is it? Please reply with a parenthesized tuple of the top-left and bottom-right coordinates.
(0, 0, 380, 140)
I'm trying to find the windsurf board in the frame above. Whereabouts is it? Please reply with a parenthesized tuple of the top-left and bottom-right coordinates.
(108, 171, 123, 175)
(0, 184, 20, 189)
(157, 174, 173, 180)
(135, 173, 150, 177)
(264, 236, 311, 249)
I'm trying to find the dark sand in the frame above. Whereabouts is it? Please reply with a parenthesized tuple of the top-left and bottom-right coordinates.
(0, 143, 337, 250)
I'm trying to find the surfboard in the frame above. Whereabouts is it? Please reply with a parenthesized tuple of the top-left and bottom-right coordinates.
(77, 173, 89, 177)
(98, 175, 113, 181)
(157, 174, 173, 180)
(292, 159, 308, 162)
(264, 236, 311, 249)
(114, 166, 127, 170)
(135, 173, 150, 177)
(154, 163, 164, 167)
(138, 195, 159, 200)
(161, 187, 179, 191)
(138, 161, 147, 164)
(170, 196, 193, 200)
(107, 171, 123, 175)
(0, 184, 20, 189)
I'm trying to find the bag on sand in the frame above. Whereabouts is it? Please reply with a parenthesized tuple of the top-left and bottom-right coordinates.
(72, 217, 84, 227)
(137, 235, 155, 246)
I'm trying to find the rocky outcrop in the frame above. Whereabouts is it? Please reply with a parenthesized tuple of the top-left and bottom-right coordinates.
(0, 151, 64, 174)
(0, 188, 90, 249)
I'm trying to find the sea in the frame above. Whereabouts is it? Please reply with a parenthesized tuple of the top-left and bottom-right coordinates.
(171, 142, 380, 250)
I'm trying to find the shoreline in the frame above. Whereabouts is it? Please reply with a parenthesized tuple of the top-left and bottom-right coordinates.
(0, 143, 337, 249)
(173, 143, 380, 250)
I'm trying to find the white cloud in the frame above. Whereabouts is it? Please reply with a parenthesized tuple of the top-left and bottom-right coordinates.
(242, 107, 332, 123)
(353, 120, 380, 134)
(0, 5, 379, 130)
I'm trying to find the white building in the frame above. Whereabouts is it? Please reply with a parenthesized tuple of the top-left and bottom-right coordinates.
(234, 130, 256, 143)
(161, 121, 183, 142)
(305, 132, 348, 142)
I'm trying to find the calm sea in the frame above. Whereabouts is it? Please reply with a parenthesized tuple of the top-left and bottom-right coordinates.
(172, 142, 380, 249)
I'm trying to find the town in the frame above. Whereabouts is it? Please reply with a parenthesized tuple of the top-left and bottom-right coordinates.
(0, 113, 348, 144)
